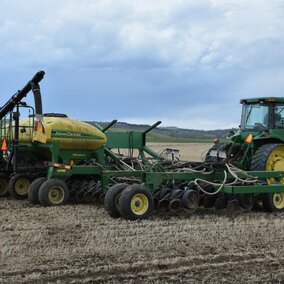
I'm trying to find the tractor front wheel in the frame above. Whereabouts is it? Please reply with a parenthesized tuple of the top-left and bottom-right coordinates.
(118, 184, 154, 220)
(8, 173, 31, 200)
(251, 143, 284, 212)
(38, 179, 69, 206)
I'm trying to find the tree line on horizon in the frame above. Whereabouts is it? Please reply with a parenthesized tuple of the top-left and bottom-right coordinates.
(87, 121, 238, 142)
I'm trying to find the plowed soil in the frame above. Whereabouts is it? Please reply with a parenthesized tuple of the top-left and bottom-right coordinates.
(1, 143, 284, 283)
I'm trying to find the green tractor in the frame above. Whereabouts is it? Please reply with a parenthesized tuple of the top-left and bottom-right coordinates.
(207, 97, 284, 212)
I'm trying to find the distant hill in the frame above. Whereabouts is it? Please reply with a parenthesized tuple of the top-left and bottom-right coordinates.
(86, 121, 238, 143)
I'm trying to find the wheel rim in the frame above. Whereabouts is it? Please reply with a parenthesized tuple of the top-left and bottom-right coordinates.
(273, 192, 284, 209)
(48, 186, 65, 204)
(266, 146, 284, 210)
(266, 146, 284, 184)
(15, 178, 30, 195)
(130, 193, 149, 215)
(0, 179, 8, 195)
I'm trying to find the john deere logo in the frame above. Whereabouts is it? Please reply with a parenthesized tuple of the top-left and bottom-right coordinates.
(51, 129, 104, 140)
(52, 130, 81, 138)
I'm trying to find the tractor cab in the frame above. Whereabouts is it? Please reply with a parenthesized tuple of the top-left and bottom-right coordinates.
(240, 97, 284, 132)
(207, 97, 284, 171)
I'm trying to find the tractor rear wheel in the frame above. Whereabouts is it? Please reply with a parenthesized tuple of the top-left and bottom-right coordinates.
(38, 179, 69, 206)
(28, 177, 47, 204)
(0, 173, 9, 197)
(8, 173, 31, 200)
(104, 183, 128, 218)
(118, 184, 154, 220)
(251, 143, 284, 212)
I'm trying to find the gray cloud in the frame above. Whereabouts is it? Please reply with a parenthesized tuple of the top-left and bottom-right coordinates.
(0, 0, 283, 129)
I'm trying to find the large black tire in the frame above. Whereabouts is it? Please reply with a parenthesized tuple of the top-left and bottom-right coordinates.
(118, 184, 154, 220)
(38, 179, 69, 206)
(8, 173, 31, 200)
(28, 177, 47, 204)
(0, 173, 9, 197)
(251, 143, 284, 212)
(104, 183, 128, 218)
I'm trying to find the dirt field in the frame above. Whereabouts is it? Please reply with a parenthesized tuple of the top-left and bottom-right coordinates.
(1, 143, 284, 283)
(148, 142, 212, 161)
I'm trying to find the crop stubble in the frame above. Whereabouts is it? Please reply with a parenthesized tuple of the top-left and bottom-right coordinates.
(0, 143, 284, 283)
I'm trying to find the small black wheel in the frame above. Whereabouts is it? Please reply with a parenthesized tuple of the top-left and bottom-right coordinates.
(157, 188, 172, 209)
(28, 177, 47, 204)
(170, 189, 184, 200)
(104, 183, 128, 218)
(118, 184, 154, 220)
(182, 190, 199, 213)
(168, 189, 184, 213)
(38, 179, 69, 206)
(0, 173, 9, 197)
(214, 196, 227, 210)
(238, 194, 255, 211)
(159, 188, 171, 199)
(227, 199, 240, 213)
(262, 192, 284, 212)
(202, 196, 216, 208)
(8, 173, 31, 200)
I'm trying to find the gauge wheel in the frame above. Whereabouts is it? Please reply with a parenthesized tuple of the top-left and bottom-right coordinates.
(251, 143, 284, 212)
(118, 184, 154, 220)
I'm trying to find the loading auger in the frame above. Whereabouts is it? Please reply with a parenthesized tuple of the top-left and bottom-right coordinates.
(0, 71, 45, 197)
(1, 71, 284, 220)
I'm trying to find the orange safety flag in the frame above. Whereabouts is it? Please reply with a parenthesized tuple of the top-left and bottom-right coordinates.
(1, 138, 8, 151)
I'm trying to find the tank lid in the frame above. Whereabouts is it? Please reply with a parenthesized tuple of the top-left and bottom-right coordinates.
(44, 113, 68, 118)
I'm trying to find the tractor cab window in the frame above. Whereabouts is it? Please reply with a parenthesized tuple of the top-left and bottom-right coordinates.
(241, 104, 269, 131)
(273, 105, 284, 128)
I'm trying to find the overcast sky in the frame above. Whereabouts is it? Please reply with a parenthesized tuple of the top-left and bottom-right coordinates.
(0, 0, 283, 129)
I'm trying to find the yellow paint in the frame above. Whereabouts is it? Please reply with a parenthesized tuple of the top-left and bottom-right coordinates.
(15, 178, 30, 196)
(266, 145, 284, 184)
(130, 193, 149, 215)
(2, 116, 107, 150)
(273, 192, 284, 209)
(48, 186, 65, 204)
(266, 145, 284, 209)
